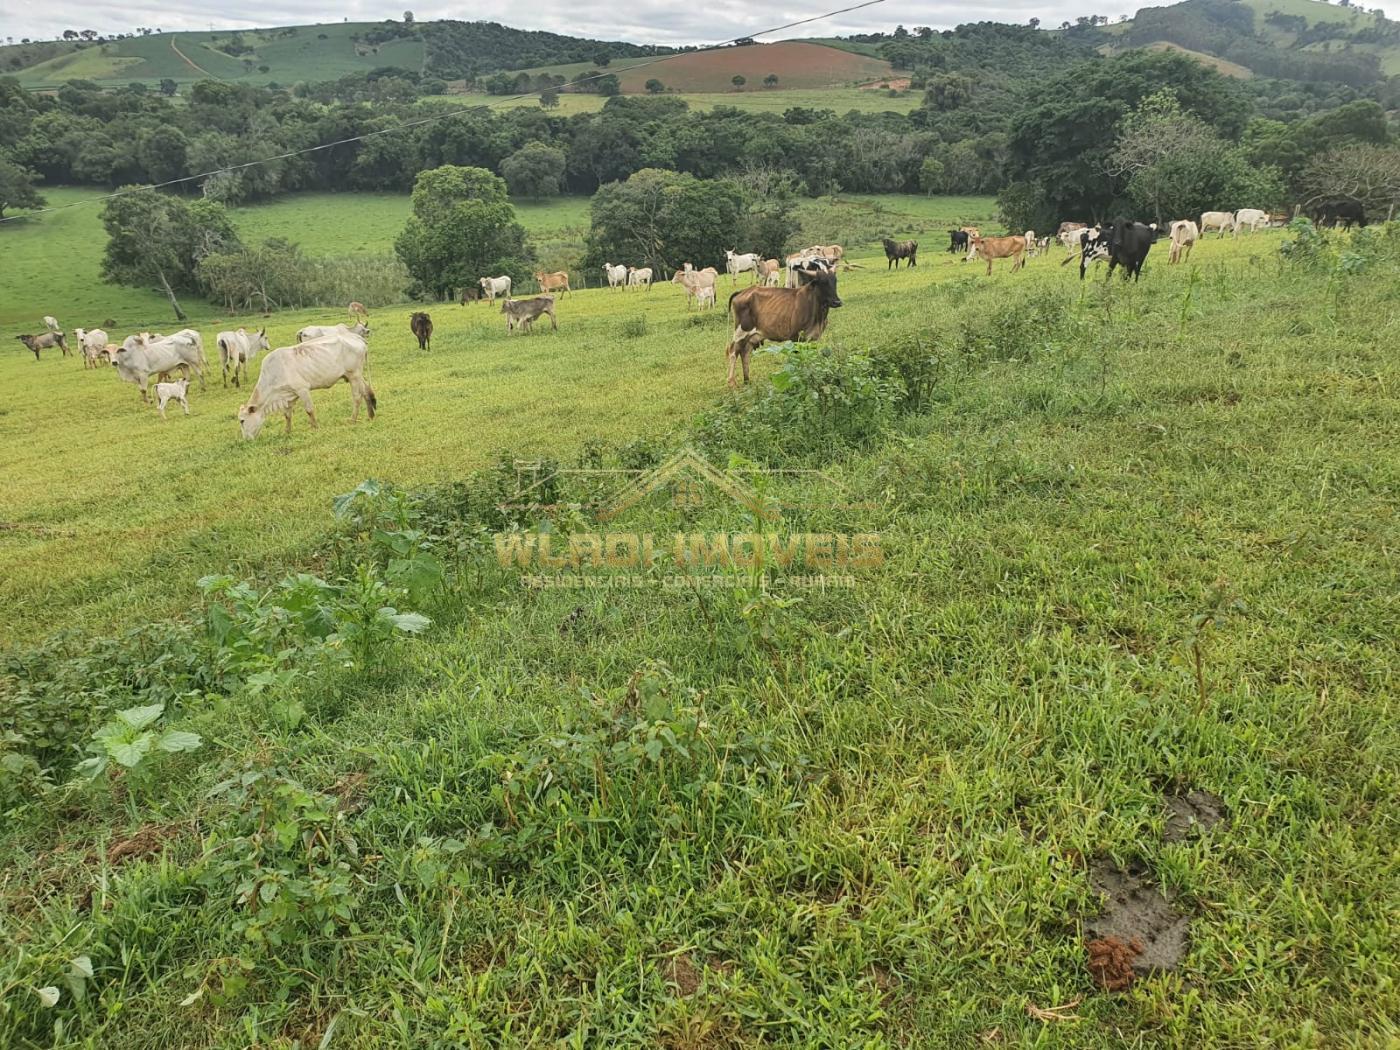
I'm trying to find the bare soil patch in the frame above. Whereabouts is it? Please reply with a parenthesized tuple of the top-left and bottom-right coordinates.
(1085, 860, 1189, 987)
(1164, 788, 1226, 842)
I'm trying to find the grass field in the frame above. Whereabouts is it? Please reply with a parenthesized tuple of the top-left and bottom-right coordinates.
(2, 214, 1397, 1045)
(4, 173, 1399, 1042)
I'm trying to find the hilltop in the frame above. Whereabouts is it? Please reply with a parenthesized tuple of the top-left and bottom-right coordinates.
(0, 20, 674, 89)
(1099, 0, 1400, 83)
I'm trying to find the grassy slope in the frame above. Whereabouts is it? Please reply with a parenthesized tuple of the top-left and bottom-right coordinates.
(0, 189, 996, 644)
(11, 23, 425, 88)
(1, 224, 1397, 1045)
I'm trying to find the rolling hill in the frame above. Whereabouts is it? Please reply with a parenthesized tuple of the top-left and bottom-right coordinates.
(1, 20, 671, 89)
(1100, 0, 1400, 83)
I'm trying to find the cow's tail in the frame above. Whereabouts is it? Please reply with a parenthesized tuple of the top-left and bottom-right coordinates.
(727, 289, 744, 317)
(366, 384, 377, 420)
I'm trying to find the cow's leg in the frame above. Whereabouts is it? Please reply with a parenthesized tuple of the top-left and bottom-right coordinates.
(299, 390, 318, 429)
(158, 397, 167, 420)
(740, 344, 753, 385)
(549, 311, 557, 331)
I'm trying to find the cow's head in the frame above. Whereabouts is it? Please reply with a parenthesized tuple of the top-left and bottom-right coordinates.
(257, 328, 270, 350)
(799, 267, 842, 309)
(237, 402, 265, 440)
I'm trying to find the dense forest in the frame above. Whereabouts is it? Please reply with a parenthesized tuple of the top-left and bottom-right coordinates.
(2, 19, 1398, 242)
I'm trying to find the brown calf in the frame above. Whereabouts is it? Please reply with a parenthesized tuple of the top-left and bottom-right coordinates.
(534, 271, 571, 297)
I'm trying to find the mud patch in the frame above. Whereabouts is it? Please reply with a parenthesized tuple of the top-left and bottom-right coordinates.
(664, 951, 702, 997)
(1085, 861, 1188, 986)
(1163, 789, 1226, 842)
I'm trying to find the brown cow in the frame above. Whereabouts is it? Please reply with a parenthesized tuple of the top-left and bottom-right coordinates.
(16, 332, 70, 360)
(535, 271, 570, 297)
(724, 267, 842, 388)
(410, 311, 433, 351)
(459, 286, 481, 305)
(969, 234, 1026, 276)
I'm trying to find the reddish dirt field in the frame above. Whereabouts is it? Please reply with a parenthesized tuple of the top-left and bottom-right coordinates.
(616, 41, 894, 92)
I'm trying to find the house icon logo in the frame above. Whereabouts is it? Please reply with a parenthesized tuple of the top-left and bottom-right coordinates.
(597, 447, 779, 522)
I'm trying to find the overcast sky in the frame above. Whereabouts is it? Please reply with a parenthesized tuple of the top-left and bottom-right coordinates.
(1, 1, 1139, 48)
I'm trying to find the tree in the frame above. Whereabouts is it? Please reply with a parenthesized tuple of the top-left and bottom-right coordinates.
(919, 157, 945, 195)
(100, 190, 239, 320)
(1302, 144, 1400, 215)
(731, 75, 746, 90)
(394, 165, 531, 300)
(501, 142, 566, 198)
(0, 158, 45, 219)
(593, 50, 611, 67)
(585, 168, 746, 273)
(539, 88, 559, 109)
(404, 10, 414, 23)
(645, 78, 665, 94)
(595, 74, 620, 97)
(763, 73, 779, 88)
(62, 30, 78, 41)
(159, 78, 177, 96)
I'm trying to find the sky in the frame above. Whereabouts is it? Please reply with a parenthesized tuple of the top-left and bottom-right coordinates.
(0, 1, 1139, 48)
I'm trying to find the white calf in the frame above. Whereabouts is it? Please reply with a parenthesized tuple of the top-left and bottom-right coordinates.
(155, 378, 190, 419)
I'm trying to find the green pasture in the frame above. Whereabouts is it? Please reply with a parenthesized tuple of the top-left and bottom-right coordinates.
(1, 215, 1396, 1045)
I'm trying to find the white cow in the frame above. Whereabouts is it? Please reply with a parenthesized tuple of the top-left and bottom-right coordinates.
(1200, 211, 1234, 238)
(155, 378, 190, 419)
(695, 286, 716, 310)
(671, 266, 717, 308)
(1023, 230, 1037, 257)
(725, 250, 759, 284)
(1233, 208, 1269, 236)
(1168, 220, 1199, 265)
(217, 327, 270, 387)
(1057, 222, 1088, 249)
(604, 263, 628, 290)
(784, 250, 824, 288)
(43, 315, 61, 333)
(113, 333, 207, 402)
(627, 266, 653, 291)
(237, 334, 375, 439)
(296, 321, 369, 344)
(479, 275, 512, 303)
(75, 328, 109, 369)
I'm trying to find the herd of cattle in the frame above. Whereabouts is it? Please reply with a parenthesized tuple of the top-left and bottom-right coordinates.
(11, 206, 1336, 428)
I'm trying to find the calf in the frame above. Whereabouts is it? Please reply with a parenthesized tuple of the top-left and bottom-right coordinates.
(948, 229, 969, 254)
(43, 315, 61, 333)
(502, 295, 557, 334)
(757, 259, 781, 287)
(672, 266, 718, 307)
(725, 266, 842, 388)
(155, 378, 191, 419)
(882, 239, 918, 269)
(76, 327, 109, 369)
(348, 301, 369, 323)
(459, 286, 482, 305)
(1233, 208, 1269, 236)
(627, 267, 653, 291)
(410, 311, 433, 351)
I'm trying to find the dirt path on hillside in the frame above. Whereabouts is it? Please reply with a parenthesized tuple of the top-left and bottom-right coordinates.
(170, 38, 219, 80)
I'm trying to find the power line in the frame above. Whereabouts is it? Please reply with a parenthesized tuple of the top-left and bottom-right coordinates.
(1, 0, 888, 224)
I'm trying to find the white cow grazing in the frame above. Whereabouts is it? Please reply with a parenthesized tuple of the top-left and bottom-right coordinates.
(479, 275, 512, 303)
(114, 332, 207, 402)
(238, 334, 375, 439)
(725, 250, 759, 284)
(604, 263, 628, 290)
(627, 266, 653, 291)
(1200, 211, 1234, 238)
(43, 315, 61, 333)
(1233, 208, 1269, 236)
(296, 321, 369, 344)
(75, 328, 109, 369)
(1168, 219, 1199, 265)
(217, 327, 270, 387)
(155, 378, 190, 419)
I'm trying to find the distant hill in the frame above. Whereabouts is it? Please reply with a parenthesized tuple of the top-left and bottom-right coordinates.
(1100, 0, 1400, 85)
(0, 20, 672, 89)
(521, 42, 895, 93)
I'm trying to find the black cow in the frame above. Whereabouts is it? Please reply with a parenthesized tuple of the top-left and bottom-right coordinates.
(1309, 198, 1367, 229)
(948, 229, 969, 254)
(883, 238, 918, 269)
(1078, 222, 1154, 281)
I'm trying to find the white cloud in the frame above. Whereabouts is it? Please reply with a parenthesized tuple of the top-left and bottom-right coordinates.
(0, 1, 1133, 48)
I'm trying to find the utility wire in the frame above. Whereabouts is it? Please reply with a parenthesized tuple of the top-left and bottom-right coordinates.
(0, 0, 888, 223)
